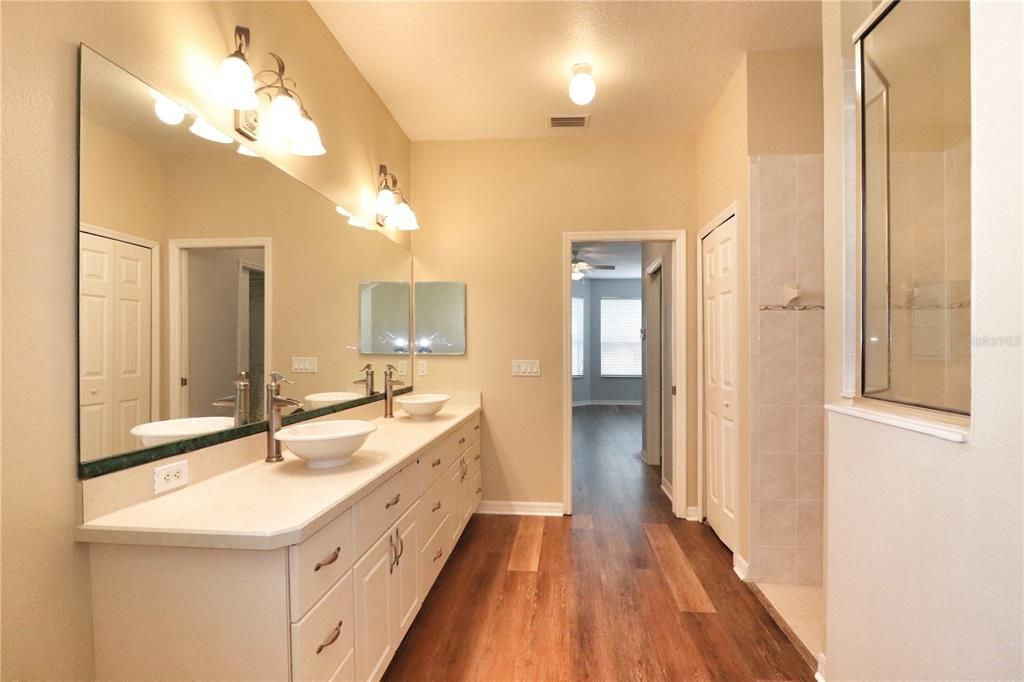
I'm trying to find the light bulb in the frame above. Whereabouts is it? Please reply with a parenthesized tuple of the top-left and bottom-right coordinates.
(568, 64, 596, 106)
(571, 271, 585, 281)
(269, 91, 301, 140)
(217, 54, 259, 110)
(375, 188, 397, 217)
(237, 144, 258, 157)
(335, 206, 352, 217)
(189, 117, 233, 143)
(153, 94, 186, 125)
(385, 202, 420, 231)
(289, 114, 326, 156)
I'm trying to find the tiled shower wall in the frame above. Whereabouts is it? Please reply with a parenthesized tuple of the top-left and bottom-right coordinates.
(749, 154, 824, 585)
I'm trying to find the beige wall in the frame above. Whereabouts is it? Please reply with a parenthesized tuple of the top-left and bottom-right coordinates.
(822, 1, 1023, 678)
(0, 2, 410, 677)
(747, 49, 825, 156)
(410, 135, 698, 506)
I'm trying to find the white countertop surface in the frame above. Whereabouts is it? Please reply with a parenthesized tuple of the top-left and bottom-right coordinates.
(75, 398, 481, 551)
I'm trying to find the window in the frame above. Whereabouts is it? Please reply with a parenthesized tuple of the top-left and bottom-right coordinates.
(600, 298, 641, 377)
(571, 297, 585, 377)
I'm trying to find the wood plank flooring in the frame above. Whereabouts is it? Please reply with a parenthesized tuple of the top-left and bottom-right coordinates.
(385, 405, 814, 681)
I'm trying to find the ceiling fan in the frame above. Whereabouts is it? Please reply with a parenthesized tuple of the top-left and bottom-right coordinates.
(571, 250, 615, 280)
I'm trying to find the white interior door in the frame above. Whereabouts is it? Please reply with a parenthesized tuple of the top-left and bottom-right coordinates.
(701, 216, 740, 553)
(113, 240, 152, 452)
(643, 267, 663, 466)
(80, 232, 115, 461)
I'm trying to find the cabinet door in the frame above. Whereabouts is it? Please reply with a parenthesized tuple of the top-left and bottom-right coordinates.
(354, 531, 394, 682)
(390, 502, 421, 645)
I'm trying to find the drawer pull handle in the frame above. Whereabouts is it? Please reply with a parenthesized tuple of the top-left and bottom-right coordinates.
(474, 424, 480, 431)
(458, 437, 466, 445)
(431, 458, 442, 468)
(474, 453, 481, 461)
(315, 620, 344, 655)
(385, 493, 401, 509)
(397, 531, 405, 562)
(432, 501, 442, 512)
(314, 546, 341, 572)
(476, 487, 482, 494)
(389, 533, 397, 574)
(433, 547, 443, 562)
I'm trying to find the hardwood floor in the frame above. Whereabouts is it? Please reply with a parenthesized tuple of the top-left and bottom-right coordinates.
(385, 405, 814, 681)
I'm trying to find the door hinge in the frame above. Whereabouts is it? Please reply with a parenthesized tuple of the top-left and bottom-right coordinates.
(180, 377, 189, 387)
(671, 386, 677, 396)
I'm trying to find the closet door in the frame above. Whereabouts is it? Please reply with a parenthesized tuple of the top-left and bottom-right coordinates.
(701, 215, 740, 553)
(79, 232, 116, 461)
(112, 240, 152, 452)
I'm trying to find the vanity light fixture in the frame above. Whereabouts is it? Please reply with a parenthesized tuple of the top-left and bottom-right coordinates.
(152, 93, 186, 125)
(568, 63, 596, 106)
(189, 116, 233, 143)
(216, 26, 260, 111)
(375, 164, 420, 231)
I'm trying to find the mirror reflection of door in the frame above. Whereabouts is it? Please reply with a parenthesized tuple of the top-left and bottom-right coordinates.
(78, 229, 155, 461)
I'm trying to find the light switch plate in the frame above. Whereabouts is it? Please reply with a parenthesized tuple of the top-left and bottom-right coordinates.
(153, 460, 188, 495)
(397, 360, 408, 376)
(291, 357, 318, 373)
(417, 359, 428, 376)
(512, 359, 541, 377)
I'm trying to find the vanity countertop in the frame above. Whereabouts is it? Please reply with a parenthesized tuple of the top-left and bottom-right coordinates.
(75, 397, 481, 551)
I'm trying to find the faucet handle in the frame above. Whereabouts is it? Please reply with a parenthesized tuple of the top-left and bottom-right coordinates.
(268, 371, 295, 386)
(359, 363, 373, 373)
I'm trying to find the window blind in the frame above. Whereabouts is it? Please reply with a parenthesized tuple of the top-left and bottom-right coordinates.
(571, 297, 585, 377)
(600, 298, 642, 377)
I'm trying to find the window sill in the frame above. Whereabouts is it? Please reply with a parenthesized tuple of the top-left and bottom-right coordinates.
(824, 401, 970, 443)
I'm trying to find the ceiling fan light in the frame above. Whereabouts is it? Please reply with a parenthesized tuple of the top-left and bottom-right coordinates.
(189, 116, 233, 143)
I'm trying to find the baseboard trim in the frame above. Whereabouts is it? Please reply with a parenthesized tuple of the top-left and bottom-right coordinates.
(733, 553, 751, 581)
(571, 400, 642, 407)
(660, 480, 673, 501)
(685, 506, 702, 522)
(477, 501, 565, 516)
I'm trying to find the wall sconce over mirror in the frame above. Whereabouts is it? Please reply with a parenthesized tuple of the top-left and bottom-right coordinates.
(375, 164, 420, 231)
(216, 25, 326, 157)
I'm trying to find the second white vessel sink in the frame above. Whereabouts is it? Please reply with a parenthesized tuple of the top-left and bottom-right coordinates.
(395, 393, 450, 420)
(274, 420, 377, 469)
(130, 417, 236, 447)
(304, 392, 364, 410)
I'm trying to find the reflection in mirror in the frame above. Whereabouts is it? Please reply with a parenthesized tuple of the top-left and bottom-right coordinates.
(414, 282, 467, 355)
(859, 1, 970, 414)
(359, 282, 411, 354)
(78, 47, 412, 466)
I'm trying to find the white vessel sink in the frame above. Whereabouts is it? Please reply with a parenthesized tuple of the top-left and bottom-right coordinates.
(130, 417, 236, 447)
(395, 393, 450, 420)
(275, 420, 377, 469)
(305, 391, 364, 410)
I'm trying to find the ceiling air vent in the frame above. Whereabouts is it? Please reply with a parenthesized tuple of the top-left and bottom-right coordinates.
(550, 115, 590, 129)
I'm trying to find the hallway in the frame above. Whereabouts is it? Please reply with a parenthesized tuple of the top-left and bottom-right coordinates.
(385, 405, 813, 680)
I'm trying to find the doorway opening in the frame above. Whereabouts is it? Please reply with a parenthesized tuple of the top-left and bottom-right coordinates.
(561, 231, 687, 518)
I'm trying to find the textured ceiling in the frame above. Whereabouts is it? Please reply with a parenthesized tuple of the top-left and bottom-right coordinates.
(312, 1, 822, 141)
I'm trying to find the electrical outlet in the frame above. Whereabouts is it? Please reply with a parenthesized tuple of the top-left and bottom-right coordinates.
(397, 359, 408, 375)
(291, 356, 318, 373)
(153, 460, 188, 495)
(512, 360, 541, 377)
(417, 359, 428, 376)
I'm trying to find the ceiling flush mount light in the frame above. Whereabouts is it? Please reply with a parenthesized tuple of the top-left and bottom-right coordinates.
(568, 63, 596, 106)
(152, 93, 186, 125)
(217, 26, 259, 111)
(375, 164, 420, 231)
(189, 116, 233, 143)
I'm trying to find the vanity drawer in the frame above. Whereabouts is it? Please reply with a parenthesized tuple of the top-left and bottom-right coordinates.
(290, 507, 354, 622)
(469, 467, 483, 513)
(452, 415, 481, 454)
(354, 463, 418, 556)
(291, 569, 354, 682)
(417, 438, 457, 494)
(418, 472, 450, 542)
(420, 514, 451, 597)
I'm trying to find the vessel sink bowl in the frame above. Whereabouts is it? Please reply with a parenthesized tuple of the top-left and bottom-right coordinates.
(130, 416, 236, 447)
(305, 392, 364, 410)
(274, 420, 377, 469)
(395, 393, 450, 420)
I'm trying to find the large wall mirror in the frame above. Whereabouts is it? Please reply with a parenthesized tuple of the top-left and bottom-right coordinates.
(857, 0, 970, 414)
(78, 47, 412, 471)
(414, 281, 466, 355)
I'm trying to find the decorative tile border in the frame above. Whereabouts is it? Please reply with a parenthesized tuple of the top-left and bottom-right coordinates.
(78, 385, 413, 479)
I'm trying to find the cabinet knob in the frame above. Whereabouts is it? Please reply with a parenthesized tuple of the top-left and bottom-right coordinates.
(475, 487, 482, 494)
(431, 458, 442, 468)
(385, 493, 401, 509)
(314, 546, 341, 572)
(458, 437, 466, 445)
(432, 501, 442, 512)
(433, 547, 443, 562)
(315, 620, 343, 655)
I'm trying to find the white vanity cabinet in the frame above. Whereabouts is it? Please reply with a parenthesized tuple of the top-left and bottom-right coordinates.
(81, 406, 482, 682)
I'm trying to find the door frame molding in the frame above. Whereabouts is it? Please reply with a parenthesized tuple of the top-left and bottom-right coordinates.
(79, 222, 162, 419)
(561, 230, 687, 518)
(642, 255, 664, 468)
(168, 238, 272, 418)
(696, 202, 739, 522)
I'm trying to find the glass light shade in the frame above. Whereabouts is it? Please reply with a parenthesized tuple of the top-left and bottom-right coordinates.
(335, 205, 352, 217)
(153, 94, 186, 125)
(386, 202, 420, 231)
(375, 188, 397, 217)
(217, 55, 259, 111)
(289, 115, 326, 156)
(237, 144, 259, 157)
(571, 271, 585, 281)
(269, 91, 301, 140)
(568, 65, 596, 106)
(348, 215, 373, 229)
(188, 117, 233, 143)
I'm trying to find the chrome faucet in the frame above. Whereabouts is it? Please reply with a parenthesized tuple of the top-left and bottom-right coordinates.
(265, 371, 303, 463)
(383, 364, 405, 418)
(354, 363, 375, 396)
(212, 371, 251, 427)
